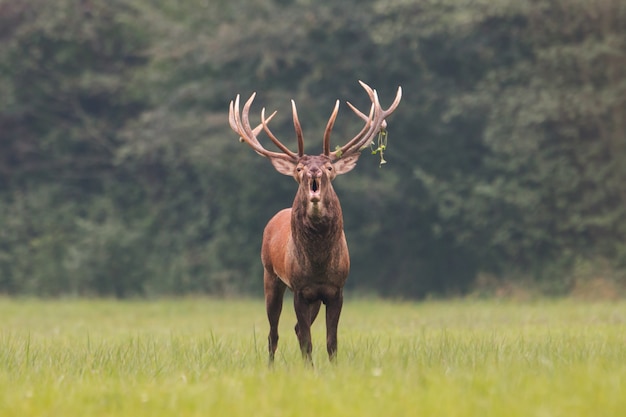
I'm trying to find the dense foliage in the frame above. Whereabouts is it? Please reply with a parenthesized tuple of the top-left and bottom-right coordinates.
(0, 0, 625, 297)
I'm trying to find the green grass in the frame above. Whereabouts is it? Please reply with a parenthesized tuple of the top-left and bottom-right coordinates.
(1, 297, 625, 416)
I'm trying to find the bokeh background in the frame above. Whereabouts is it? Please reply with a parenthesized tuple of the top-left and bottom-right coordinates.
(1, 0, 625, 298)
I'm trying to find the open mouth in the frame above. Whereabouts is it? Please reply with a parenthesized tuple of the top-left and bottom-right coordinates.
(309, 178, 321, 201)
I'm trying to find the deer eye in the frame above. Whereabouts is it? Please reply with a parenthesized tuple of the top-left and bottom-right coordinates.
(296, 167, 303, 172)
(327, 166, 333, 171)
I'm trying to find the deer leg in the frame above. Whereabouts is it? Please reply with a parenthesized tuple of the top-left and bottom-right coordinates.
(293, 291, 313, 363)
(294, 299, 321, 354)
(264, 270, 286, 364)
(309, 300, 322, 324)
(294, 300, 321, 335)
(325, 288, 343, 362)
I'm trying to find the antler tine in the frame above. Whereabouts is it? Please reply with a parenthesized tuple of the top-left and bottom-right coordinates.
(291, 100, 305, 157)
(261, 107, 297, 157)
(330, 81, 402, 159)
(346, 100, 372, 122)
(241, 92, 263, 144)
(232, 93, 264, 150)
(384, 84, 403, 119)
(254, 109, 277, 136)
(228, 94, 242, 134)
(335, 101, 375, 155)
(229, 92, 296, 161)
(230, 98, 276, 141)
(330, 83, 382, 158)
(323, 100, 340, 156)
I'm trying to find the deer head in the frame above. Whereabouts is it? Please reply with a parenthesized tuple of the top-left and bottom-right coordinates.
(229, 81, 402, 219)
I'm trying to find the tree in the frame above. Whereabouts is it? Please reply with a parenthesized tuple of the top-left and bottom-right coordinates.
(403, 0, 626, 289)
(0, 0, 153, 296)
(1, 0, 625, 297)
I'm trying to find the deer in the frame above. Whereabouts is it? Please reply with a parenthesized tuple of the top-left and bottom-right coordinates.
(228, 81, 401, 364)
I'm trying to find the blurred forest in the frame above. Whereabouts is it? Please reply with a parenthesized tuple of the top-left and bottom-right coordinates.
(1, 0, 625, 298)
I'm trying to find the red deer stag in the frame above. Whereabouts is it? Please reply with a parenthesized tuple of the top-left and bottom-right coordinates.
(229, 81, 401, 363)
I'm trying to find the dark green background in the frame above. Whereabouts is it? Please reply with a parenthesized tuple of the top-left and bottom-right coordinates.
(1, 0, 624, 297)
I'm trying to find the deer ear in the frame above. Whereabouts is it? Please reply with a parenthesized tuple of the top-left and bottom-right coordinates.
(332, 153, 360, 175)
(269, 157, 297, 176)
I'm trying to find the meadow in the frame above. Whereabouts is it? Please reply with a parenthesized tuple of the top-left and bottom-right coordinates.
(0, 297, 625, 416)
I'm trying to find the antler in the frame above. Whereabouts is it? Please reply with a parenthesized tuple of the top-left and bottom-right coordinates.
(230, 81, 401, 162)
(325, 81, 402, 160)
(229, 93, 304, 161)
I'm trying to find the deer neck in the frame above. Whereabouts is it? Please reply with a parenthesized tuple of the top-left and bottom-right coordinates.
(291, 188, 344, 259)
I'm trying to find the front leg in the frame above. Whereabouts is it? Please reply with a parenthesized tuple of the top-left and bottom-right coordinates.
(293, 291, 313, 363)
(264, 270, 286, 364)
(325, 288, 343, 361)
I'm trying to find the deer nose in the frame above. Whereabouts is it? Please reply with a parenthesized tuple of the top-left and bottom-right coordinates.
(308, 167, 322, 178)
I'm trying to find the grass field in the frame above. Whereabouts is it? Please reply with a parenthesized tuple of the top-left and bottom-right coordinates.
(1, 297, 625, 416)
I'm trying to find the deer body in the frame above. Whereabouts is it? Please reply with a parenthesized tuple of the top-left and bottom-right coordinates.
(263, 205, 349, 293)
(229, 82, 401, 363)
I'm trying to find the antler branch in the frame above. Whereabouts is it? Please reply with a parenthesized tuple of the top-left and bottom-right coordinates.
(229, 93, 298, 161)
(326, 81, 402, 160)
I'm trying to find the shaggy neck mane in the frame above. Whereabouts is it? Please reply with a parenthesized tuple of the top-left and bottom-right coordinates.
(291, 193, 344, 262)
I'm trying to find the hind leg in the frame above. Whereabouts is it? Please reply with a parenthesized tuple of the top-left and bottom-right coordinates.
(264, 269, 286, 363)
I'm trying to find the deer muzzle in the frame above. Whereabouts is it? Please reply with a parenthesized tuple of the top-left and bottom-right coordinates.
(307, 172, 322, 203)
